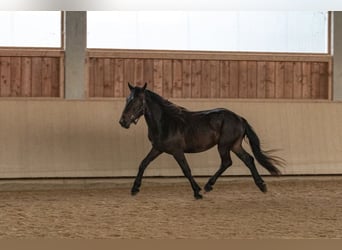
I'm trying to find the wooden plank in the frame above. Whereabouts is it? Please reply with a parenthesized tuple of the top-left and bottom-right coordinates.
(311, 62, 320, 99)
(220, 61, 230, 98)
(229, 61, 239, 98)
(58, 56, 64, 98)
(42, 57, 53, 97)
(51, 57, 60, 97)
(88, 49, 332, 62)
(114, 59, 124, 97)
(88, 58, 95, 97)
(256, 61, 266, 98)
(181, 60, 191, 98)
(0, 48, 64, 57)
(103, 58, 114, 97)
(265, 62, 276, 98)
(10, 57, 22, 97)
(209, 60, 220, 98)
(238, 61, 248, 98)
(152, 59, 163, 96)
(162, 60, 173, 98)
(172, 59, 182, 98)
(94, 58, 104, 97)
(0, 57, 11, 97)
(123, 59, 135, 96)
(275, 62, 285, 98)
(293, 62, 303, 99)
(143, 59, 154, 91)
(21, 57, 32, 97)
(302, 62, 312, 99)
(247, 61, 257, 98)
(319, 62, 329, 99)
(191, 60, 202, 98)
(284, 62, 294, 98)
(201, 60, 210, 98)
(134, 59, 144, 87)
(31, 57, 42, 97)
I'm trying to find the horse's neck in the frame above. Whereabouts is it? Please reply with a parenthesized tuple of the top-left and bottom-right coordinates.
(144, 98, 164, 133)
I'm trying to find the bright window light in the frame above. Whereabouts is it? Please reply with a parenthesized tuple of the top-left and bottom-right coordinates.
(0, 11, 61, 48)
(87, 11, 328, 53)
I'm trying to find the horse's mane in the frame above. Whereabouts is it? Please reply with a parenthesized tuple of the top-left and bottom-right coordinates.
(145, 90, 188, 123)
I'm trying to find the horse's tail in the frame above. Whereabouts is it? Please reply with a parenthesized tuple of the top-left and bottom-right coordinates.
(243, 119, 283, 176)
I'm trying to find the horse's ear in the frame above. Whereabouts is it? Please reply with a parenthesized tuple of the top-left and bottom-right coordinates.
(128, 82, 134, 91)
(142, 82, 147, 91)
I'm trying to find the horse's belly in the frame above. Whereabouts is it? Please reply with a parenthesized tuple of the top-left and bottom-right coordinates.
(184, 132, 219, 153)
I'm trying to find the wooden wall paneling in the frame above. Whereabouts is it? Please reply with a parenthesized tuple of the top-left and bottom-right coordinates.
(209, 60, 220, 98)
(42, 57, 53, 97)
(256, 61, 266, 98)
(102, 58, 113, 97)
(114, 59, 124, 97)
(94, 58, 104, 97)
(293, 62, 303, 99)
(247, 61, 257, 98)
(319, 62, 329, 99)
(181, 60, 191, 98)
(162, 60, 173, 98)
(134, 59, 144, 87)
(201, 60, 210, 98)
(0, 57, 11, 97)
(88, 58, 95, 97)
(229, 61, 239, 98)
(85, 50, 331, 100)
(238, 61, 248, 98)
(31, 57, 43, 97)
(123, 59, 135, 96)
(52, 57, 61, 97)
(21, 57, 32, 97)
(311, 62, 321, 99)
(143, 59, 154, 92)
(10, 57, 22, 97)
(220, 61, 229, 98)
(265, 61, 276, 98)
(275, 62, 285, 98)
(302, 62, 312, 99)
(191, 60, 202, 98)
(172, 59, 183, 98)
(152, 59, 163, 96)
(284, 62, 294, 98)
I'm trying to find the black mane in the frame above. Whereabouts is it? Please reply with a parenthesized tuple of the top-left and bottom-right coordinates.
(145, 90, 188, 124)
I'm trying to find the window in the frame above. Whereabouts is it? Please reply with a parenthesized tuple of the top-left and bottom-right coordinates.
(87, 11, 328, 53)
(0, 11, 62, 48)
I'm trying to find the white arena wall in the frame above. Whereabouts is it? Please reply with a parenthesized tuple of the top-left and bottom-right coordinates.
(0, 99, 341, 178)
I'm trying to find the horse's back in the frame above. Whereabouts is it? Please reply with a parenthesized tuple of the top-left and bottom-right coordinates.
(181, 108, 244, 153)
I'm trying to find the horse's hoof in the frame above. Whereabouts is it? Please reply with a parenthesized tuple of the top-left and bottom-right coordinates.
(195, 193, 203, 200)
(131, 188, 140, 196)
(204, 184, 213, 192)
(259, 183, 267, 193)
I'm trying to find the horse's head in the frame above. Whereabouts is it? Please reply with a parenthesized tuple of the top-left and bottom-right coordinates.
(119, 82, 147, 129)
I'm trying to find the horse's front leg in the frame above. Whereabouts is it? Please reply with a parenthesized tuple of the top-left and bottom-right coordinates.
(131, 147, 162, 196)
(173, 152, 202, 199)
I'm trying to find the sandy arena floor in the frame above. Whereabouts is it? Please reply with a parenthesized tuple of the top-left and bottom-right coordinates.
(0, 176, 341, 239)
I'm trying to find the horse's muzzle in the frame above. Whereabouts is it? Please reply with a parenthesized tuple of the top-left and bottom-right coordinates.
(119, 118, 130, 129)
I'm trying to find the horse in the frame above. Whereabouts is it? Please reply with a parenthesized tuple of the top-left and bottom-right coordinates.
(119, 83, 284, 199)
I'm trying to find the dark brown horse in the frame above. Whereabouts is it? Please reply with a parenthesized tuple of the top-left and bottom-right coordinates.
(119, 83, 284, 199)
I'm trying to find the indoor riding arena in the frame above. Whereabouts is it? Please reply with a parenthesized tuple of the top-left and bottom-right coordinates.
(1, 10, 342, 239)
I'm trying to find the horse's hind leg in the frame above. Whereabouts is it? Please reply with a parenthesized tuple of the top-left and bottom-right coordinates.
(204, 145, 232, 192)
(173, 152, 202, 199)
(233, 145, 267, 193)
